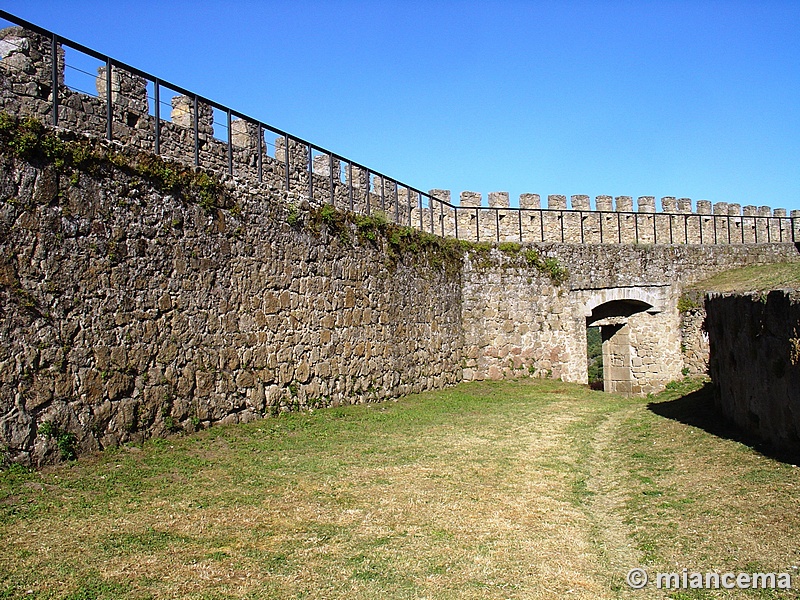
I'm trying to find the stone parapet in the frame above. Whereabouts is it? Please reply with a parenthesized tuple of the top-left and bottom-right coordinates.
(0, 23, 793, 248)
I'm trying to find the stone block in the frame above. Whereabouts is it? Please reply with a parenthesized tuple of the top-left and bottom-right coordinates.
(661, 196, 677, 212)
(615, 196, 633, 212)
(595, 195, 613, 211)
(429, 189, 451, 203)
(460, 191, 482, 207)
(637, 196, 656, 213)
(519, 193, 540, 209)
(696, 200, 712, 215)
(571, 195, 590, 210)
(488, 191, 509, 208)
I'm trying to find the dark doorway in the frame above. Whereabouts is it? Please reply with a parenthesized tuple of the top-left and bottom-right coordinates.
(587, 326, 603, 390)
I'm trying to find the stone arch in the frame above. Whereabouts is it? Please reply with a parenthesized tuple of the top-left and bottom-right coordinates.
(581, 286, 667, 318)
(577, 285, 677, 396)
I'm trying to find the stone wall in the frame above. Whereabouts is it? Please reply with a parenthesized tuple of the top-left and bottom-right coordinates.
(1, 23, 797, 248)
(0, 148, 464, 466)
(0, 26, 420, 228)
(679, 299, 709, 376)
(461, 243, 800, 388)
(4, 20, 800, 466)
(706, 291, 800, 455)
(449, 192, 796, 245)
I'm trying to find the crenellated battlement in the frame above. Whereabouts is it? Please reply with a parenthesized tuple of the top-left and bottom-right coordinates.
(0, 14, 795, 247)
(437, 191, 795, 244)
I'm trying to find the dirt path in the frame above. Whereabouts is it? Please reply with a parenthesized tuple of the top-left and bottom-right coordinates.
(502, 398, 636, 599)
(583, 404, 666, 599)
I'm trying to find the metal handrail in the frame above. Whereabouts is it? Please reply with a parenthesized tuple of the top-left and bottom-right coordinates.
(0, 9, 443, 206)
(0, 9, 795, 245)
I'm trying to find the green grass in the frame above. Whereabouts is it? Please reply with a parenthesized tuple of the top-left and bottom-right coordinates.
(1, 378, 799, 599)
(688, 262, 800, 293)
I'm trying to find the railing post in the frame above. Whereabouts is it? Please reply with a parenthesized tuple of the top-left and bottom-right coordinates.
(227, 109, 233, 176)
(495, 208, 500, 242)
(560, 211, 564, 243)
(193, 95, 199, 167)
(634, 213, 639, 244)
(393, 182, 399, 223)
(348, 162, 353, 211)
(329, 153, 334, 207)
(365, 169, 371, 215)
(308, 144, 313, 202)
(668, 214, 673, 244)
(51, 34, 58, 127)
(518, 210, 522, 242)
(106, 58, 113, 141)
(430, 195, 435, 233)
(257, 124, 262, 183)
(618, 212, 622, 243)
(418, 192, 423, 230)
(540, 209, 545, 242)
(579, 211, 584, 244)
(475, 207, 479, 241)
(454, 206, 459, 239)
(653, 214, 657, 244)
(408, 186, 412, 227)
(599, 211, 604, 243)
(154, 78, 160, 154)
(284, 134, 290, 192)
(380, 177, 385, 212)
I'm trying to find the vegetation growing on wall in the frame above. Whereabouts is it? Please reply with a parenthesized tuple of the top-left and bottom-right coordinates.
(677, 291, 703, 313)
(465, 240, 568, 284)
(0, 113, 568, 284)
(586, 326, 603, 388)
(0, 112, 228, 211)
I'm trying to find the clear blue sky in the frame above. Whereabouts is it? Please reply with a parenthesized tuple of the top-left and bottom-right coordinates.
(3, 1, 799, 211)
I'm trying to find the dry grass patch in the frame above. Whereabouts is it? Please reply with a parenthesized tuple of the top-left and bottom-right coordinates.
(2, 378, 799, 599)
(688, 262, 800, 293)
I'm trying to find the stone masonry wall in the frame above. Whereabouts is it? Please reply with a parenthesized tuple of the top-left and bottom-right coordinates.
(462, 244, 800, 386)
(3, 19, 800, 466)
(680, 304, 709, 376)
(449, 192, 796, 245)
(706, 291, 800, 455)
(2, 24, 797, 248)
(0, 149, 464, 466)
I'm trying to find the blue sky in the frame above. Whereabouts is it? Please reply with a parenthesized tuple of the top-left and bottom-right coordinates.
(3, 1, 799, 211)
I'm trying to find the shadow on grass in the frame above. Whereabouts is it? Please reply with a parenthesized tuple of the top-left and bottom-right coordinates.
(647, 382, 800, 465)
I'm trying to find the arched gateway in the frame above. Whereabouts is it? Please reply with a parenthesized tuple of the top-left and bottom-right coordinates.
(577, 286, 682, 395)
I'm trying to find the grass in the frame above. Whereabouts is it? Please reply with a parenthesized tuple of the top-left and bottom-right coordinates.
(1, 378, 799, 599)
(688, 262, 800, 293)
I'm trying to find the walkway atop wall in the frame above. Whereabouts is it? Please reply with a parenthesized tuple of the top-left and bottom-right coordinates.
(0, 9, 796, 246)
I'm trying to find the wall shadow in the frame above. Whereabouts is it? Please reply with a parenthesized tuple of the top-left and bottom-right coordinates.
(646, 383, 800, 465)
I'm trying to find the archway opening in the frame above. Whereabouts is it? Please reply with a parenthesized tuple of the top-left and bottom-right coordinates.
(587, 326, 603, 390)
(586, 299, 653, 394)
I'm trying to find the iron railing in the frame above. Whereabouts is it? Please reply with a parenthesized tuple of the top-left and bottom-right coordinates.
(0, 9, 795, 246)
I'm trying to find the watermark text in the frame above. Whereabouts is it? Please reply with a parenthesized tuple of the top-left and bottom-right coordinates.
(626, 568, 792, 590)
